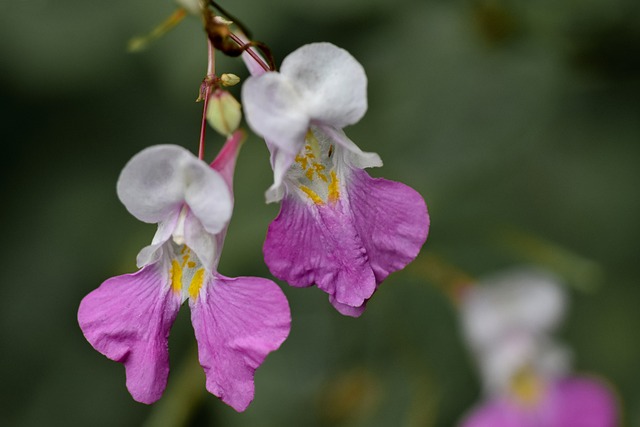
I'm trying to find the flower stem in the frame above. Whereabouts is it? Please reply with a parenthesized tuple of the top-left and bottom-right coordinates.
(228, 32, 271, 72)
(199, 38, 216, 160)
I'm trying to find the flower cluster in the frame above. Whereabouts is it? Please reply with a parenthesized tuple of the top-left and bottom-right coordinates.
(78, 6, 429, 411)
(458, 269, 618, 427)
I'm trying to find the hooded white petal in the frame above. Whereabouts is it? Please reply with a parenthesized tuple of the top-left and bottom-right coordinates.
(117, 145, 190, 224)
(182, 156, 233, 234)
(117, 145, 232, 233)
(242, 73, 309, 154)
(280, 42, 367, 128)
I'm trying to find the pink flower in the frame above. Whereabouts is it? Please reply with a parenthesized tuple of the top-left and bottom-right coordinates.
(78, 133, 291, 411)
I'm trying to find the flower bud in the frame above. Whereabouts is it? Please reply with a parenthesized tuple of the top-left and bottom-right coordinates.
(206, 89, 242, 136)
(220, 73, 241, 87)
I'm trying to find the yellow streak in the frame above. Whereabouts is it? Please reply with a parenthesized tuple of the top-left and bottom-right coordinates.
(188, 269, 205, 300)
(510, 369, 543, 406)
(300, 186, 324, 204)
(170, 260, 183, 294)
(187, 261, 196, 268)
(328, 170, 340, 203)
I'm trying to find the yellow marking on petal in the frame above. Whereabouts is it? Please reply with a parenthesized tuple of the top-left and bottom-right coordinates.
(328, 170, 340, 203)
(510, 368, 544, 406)
(170, 259, 183, 294)
(295, 155, 309, 170)
(316, 170, 328, 182)
(305, 168, 315, 181)
(300, 186, 324, 204)
(180, 246, 188, 254)
(188, 268, 205, 300)
(181, 254, 190, 267)
(187, 261, 196, 268)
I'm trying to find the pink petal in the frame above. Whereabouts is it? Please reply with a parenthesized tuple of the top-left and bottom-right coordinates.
(459, 377, 618, 427)
(210, 130, 244, 191)
(189, 274, 291, 412)
(549, 377, 618, 427)
(347, 168, 429, 283)
(78, 265, 181, 404)
(264, 168, 428, 316)
(263, 195, 377, 314)
(460, 397, 533, 427)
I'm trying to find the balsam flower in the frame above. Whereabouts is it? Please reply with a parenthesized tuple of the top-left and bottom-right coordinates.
(241, 42, 429, 317)
(458, 269, 617, 427)
(78, 133, 291, 412)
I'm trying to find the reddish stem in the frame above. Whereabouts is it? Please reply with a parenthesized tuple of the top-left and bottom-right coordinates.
(199, 38, 216, 160)
(228, 32, 270, 72)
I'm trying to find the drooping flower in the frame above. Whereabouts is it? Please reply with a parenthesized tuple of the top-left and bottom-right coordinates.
(458, 269, 618, 427)
(78, 132, 291, 412)
(241, 42, 429, 317)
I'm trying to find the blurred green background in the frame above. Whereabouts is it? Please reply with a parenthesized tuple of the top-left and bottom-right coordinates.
(1, 0, 639, 426)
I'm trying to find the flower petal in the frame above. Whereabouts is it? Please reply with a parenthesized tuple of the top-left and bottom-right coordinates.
(117, 145, 193, 223)
(461, 269, 566, 349)
(460, 377, 618, 427)
(347, 168, 429, 283)
(459, 397, 527, 427)
(78, 264, 181, 404)
(210, 130, 244, 191)
(265, 142, 296, 203)
(315, 124, 382, 169)
(550, 377, 618, 427)
(117, 145, 232, 233)
(182, 153, 233, 235)
(281, 42, 367, 129)
(242, 72, 309, 155)
(189, 274, 291, 412)
(329, 295, 367, 317)
(263, 195, 377, 315)
(184, 209, 219, 271)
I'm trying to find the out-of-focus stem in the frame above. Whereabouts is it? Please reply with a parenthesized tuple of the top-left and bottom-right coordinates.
(199, 38, 216, 160)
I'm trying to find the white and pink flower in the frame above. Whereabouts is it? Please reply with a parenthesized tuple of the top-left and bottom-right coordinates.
(241, 42, 429, 316)
(78, 133, 291, 412)
(458, 269, 618, 427)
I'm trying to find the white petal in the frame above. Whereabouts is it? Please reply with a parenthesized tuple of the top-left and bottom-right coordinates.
(117, 145, 191, 224)
(182, 155, 232, 234)
(184, 210, 220, 271)
(117, 145, 232, 234)
(281, 42, 367, 129)
(135, 214, 180, 268)
(264, 142, 295, 203)
(242, 73, 309, 155)
(314, 125, 382, 169)
(461, 268, 566, 348)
